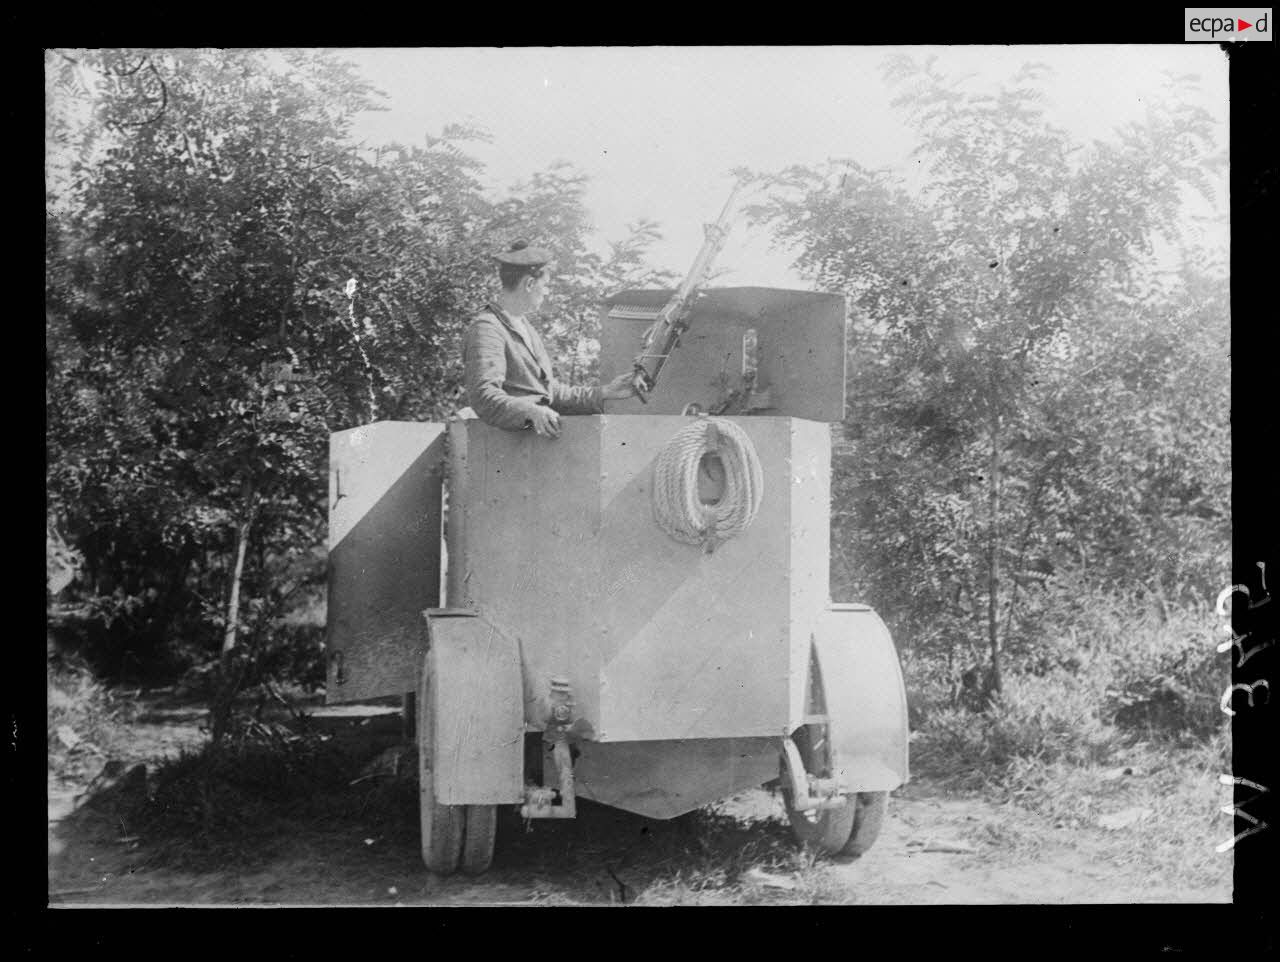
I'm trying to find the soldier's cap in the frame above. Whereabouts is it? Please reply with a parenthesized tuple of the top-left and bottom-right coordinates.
(494, 240, 553, 268)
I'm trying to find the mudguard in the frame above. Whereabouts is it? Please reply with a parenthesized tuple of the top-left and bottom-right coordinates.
(811, 604, 909, 793)
(425, 610, 525, 805)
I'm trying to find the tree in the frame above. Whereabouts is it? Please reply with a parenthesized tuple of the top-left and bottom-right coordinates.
(47, 49, 377, 673)
(743, 56, 1227, 695)
(46, 48, 673, 683)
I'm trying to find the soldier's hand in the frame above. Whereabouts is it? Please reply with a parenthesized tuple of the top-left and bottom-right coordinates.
(602, 371, 646, 401)
(525, 404, 561, 438)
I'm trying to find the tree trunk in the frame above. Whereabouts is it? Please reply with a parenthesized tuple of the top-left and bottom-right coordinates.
(1003, 466, 1051, 643)
(210, 484, 260, 749)
(221, 483, 259, 655)
(986, 414, 1003, 696)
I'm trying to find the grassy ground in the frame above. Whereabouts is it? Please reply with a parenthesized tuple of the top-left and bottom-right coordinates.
(48, 596, 1238, 906)
(47, 662, 1233, 905)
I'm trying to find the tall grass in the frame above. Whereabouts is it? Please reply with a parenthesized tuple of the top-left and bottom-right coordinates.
(907, 587, 1229, 789)
(903, 587, 1232, 892)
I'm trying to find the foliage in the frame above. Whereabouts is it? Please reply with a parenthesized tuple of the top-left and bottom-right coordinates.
(910, 669, 1117, 786)
(745, 55, 1228, 697)
(48, 50, 1231, 800)
(906, 580, 1229, 791)
(45, 48, 670, 682)
(1008, 573, 1228, 739)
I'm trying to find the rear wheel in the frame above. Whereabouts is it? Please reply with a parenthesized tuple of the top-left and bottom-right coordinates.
(785, 788, 858, 853)
(460, 805, 498, 874)
(781, 724, 855, 854)
(418, 653, 464, 873)
(781, 724, 888, 858)
(841, 791, 888, 857)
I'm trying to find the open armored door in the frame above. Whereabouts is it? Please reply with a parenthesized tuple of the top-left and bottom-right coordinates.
(325, 421, 446, 704)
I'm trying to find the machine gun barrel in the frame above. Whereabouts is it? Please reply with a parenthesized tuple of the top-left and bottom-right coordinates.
(631, 181, 743, 398)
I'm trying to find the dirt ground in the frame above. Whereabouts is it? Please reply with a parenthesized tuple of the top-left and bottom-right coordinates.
(47, 698, 1233, 907)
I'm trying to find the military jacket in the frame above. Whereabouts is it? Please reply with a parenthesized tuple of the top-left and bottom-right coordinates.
(462, 304, 603, 431)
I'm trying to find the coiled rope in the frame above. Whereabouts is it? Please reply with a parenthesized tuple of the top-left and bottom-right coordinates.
(652, 416, 764, 553)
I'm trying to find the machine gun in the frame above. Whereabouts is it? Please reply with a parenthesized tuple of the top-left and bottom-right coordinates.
(630, 181, 744, 400)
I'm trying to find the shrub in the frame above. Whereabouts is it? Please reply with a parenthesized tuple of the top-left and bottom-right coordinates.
(909, 668, 1117, 788)
(898, 647, 956, 731)
(904, 581, 1229, 790)
(1001, 572, 1227, 738)
(1102, 608, 1226, 740)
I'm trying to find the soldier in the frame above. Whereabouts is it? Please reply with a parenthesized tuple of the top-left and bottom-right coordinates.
(463, 241, 642, 438)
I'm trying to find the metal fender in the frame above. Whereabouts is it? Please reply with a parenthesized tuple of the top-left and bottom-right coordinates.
(810, 604, 909, 793)
(425, 610, 526, 806)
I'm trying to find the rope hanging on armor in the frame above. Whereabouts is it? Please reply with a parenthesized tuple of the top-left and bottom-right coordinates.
(651, 415, 764, 553)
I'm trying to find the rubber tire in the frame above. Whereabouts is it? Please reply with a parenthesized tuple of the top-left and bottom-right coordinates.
(839, 791, 888, 858)
(418, 653, 464, 874)
(460, 805, 498, 875)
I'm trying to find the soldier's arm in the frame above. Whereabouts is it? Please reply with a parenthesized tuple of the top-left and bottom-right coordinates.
(549, 378, 604, 416)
